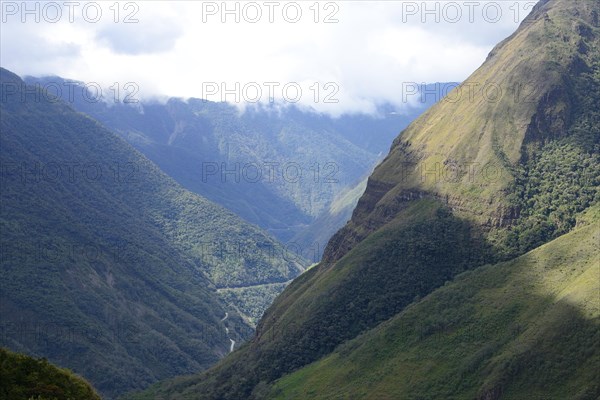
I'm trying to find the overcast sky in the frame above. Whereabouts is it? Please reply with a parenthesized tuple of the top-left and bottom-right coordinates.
(0, 1, 536, 115)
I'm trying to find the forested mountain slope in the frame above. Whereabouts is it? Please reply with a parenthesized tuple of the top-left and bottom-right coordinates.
(0, 68, 303, 398)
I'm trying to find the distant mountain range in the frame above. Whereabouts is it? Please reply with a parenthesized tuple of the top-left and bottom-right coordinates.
(0, 66, 454, 399)
(21, 76, 455, 260)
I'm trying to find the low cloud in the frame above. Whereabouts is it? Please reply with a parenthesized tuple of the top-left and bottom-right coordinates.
(0, 1, 529, 115)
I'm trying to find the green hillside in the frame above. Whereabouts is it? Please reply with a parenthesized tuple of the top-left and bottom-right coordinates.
(0, 347, 101, 400)
(127, 0, 599, 398)
(271, 208, 600, 399)
(0, 68, 304, 398)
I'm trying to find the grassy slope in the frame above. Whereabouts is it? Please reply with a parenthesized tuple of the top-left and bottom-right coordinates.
(271, 208, 600, 400)
(125, 199, 495, 399)
(0, 347, 102, 400)
(255, 0, 598, 392)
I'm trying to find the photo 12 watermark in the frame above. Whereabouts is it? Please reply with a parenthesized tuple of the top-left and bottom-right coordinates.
(398, 160, 506, 185)
(0, 320, 140, 347)
(1, 81, 140, 104)
(198, 239, 323, 265)
(398, 1, 537, 24)
(201, 161, 339, 184)
(199, 1, 340, 24)
(1, 1, 140, 23)
(402, 81, 540, 105)
(0, 239, 131, 264)
(0, 161, 140, 185)
(200, 81, 339, 104)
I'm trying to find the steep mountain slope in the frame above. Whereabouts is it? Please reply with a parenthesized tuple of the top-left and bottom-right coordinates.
(0, 347, 102, 400)
(0, 68, 303, 398)
(270, 208, 599, 400)
(323, 0, 600, 264)
(128, 0, 599, 398)
(23, 77, 451, 256)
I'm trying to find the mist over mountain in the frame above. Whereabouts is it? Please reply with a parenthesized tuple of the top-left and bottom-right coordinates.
(21, 77, 455, 259)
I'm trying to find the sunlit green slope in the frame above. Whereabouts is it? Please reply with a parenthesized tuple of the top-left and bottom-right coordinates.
(271, 208, 600, 399)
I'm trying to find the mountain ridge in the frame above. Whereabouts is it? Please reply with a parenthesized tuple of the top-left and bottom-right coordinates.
(323, 0, 599, 265)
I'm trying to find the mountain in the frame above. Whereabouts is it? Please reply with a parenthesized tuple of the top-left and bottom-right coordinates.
(127, 0, 599, 398)
(22, 77, 454, 259)
(0, 68, 304, 398)
(0, 347, 102, 400)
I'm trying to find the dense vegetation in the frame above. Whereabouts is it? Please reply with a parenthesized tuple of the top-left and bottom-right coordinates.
(506, 35, 600, 253)
(252, 201, 494, 380)
(270, 208, 600, 399)
(127, 1, 600, 398)
(0, 68, 301, 398)
(0, 347, 101, 400)
(217, 283, 290, 326)
(507, 139, 599, 253)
